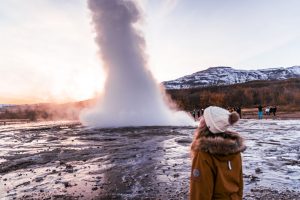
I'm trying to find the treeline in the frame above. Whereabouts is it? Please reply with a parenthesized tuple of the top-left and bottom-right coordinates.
(0, 108, 50, 121)
(166, 78, 300, 111)
(0, 100, 92, 121)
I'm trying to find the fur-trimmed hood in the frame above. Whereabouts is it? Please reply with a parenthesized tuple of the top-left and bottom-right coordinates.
(198, 131, 246, 156)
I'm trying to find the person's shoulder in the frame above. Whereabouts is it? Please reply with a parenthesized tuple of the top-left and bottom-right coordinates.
(194, 150, 214, 161)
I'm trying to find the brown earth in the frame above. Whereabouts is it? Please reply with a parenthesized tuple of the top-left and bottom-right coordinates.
(241, 109, 300, 120)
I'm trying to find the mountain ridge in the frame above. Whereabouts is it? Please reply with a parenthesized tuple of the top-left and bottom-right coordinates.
(163, 66, 300, 89)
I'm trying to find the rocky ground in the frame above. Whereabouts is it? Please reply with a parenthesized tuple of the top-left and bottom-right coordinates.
(0, 119, 299, 199)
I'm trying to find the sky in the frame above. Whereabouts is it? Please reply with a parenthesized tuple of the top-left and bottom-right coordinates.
(0, 0, 300, 104)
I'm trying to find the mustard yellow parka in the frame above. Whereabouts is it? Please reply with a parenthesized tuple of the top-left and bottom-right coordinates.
(190, 131, 246, 200)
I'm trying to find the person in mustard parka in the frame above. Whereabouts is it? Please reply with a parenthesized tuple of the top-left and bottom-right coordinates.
(190, 106, 246, 200)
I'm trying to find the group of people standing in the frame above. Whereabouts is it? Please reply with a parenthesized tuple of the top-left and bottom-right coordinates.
(191, 109, 204, 120)
(258, 105, 277, 119)
(191, 106, 242, 120)
(191, 104, 277, 121)
(265, 106, 277, 116)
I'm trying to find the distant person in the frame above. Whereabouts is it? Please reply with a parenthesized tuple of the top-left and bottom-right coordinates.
(201, 108, 204, 115)
(258, 105, 263, 119)
(236, 106, 242, 119)
(197, 109, 201, 119)
(192, 110, 196, 120)
(272, 106, 277, 116)
(190, 106, 245, 199)
(265, 106, 270, 115)
(269, 107, 273, 115)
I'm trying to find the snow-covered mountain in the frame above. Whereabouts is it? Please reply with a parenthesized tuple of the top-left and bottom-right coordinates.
(163, 66, 300, 89)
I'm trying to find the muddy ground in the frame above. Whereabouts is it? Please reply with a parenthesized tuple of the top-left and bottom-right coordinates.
(0, 120, 299, 199)
(241, 110, 300, 120)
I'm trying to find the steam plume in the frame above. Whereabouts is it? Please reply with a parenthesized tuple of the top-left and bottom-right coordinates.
(81, 0, 193, 127)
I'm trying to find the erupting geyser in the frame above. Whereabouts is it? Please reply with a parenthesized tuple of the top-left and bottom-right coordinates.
(80, 0, 193, 127)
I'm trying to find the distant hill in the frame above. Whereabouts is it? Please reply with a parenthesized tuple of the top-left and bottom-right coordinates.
(0, 104, 13, 108)
(166, 78, 300, 111)
(163, 66, 300, 89)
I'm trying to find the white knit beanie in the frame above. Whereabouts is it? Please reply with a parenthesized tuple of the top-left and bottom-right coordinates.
(203, 106, 239, 134)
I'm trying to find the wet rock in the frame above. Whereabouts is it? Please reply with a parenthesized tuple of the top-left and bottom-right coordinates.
(92, 187, 98, 191)
(173, 173, 180, 178)
(63, 181, 71, 188)
(35, 176, 44, 182)
(16, 181, 30, 188)
(175, 137, 192, 144)
(59, 161, 65, 165)
(247, 187, 300, 200)
(255, 167, 262, 174)
(65, 164, 74, 173)
(250, 175, 259, 182)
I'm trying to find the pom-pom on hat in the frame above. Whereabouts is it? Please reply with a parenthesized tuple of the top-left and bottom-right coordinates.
(203, 106, 239, 134)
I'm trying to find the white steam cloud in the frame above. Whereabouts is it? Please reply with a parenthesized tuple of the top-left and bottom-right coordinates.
(80, 0, 193, 127)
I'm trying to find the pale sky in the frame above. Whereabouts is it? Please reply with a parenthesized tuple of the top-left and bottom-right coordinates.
(0, 0, 300, 104)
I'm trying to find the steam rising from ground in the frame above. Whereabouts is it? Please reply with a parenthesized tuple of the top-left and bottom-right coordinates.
(80, 0, 193, 127)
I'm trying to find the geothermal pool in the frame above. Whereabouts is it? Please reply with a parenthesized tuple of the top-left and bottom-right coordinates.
(0, 120, 299, 199)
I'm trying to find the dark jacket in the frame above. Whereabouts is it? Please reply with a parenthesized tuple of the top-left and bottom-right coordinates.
(190, 131, 246, 200)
